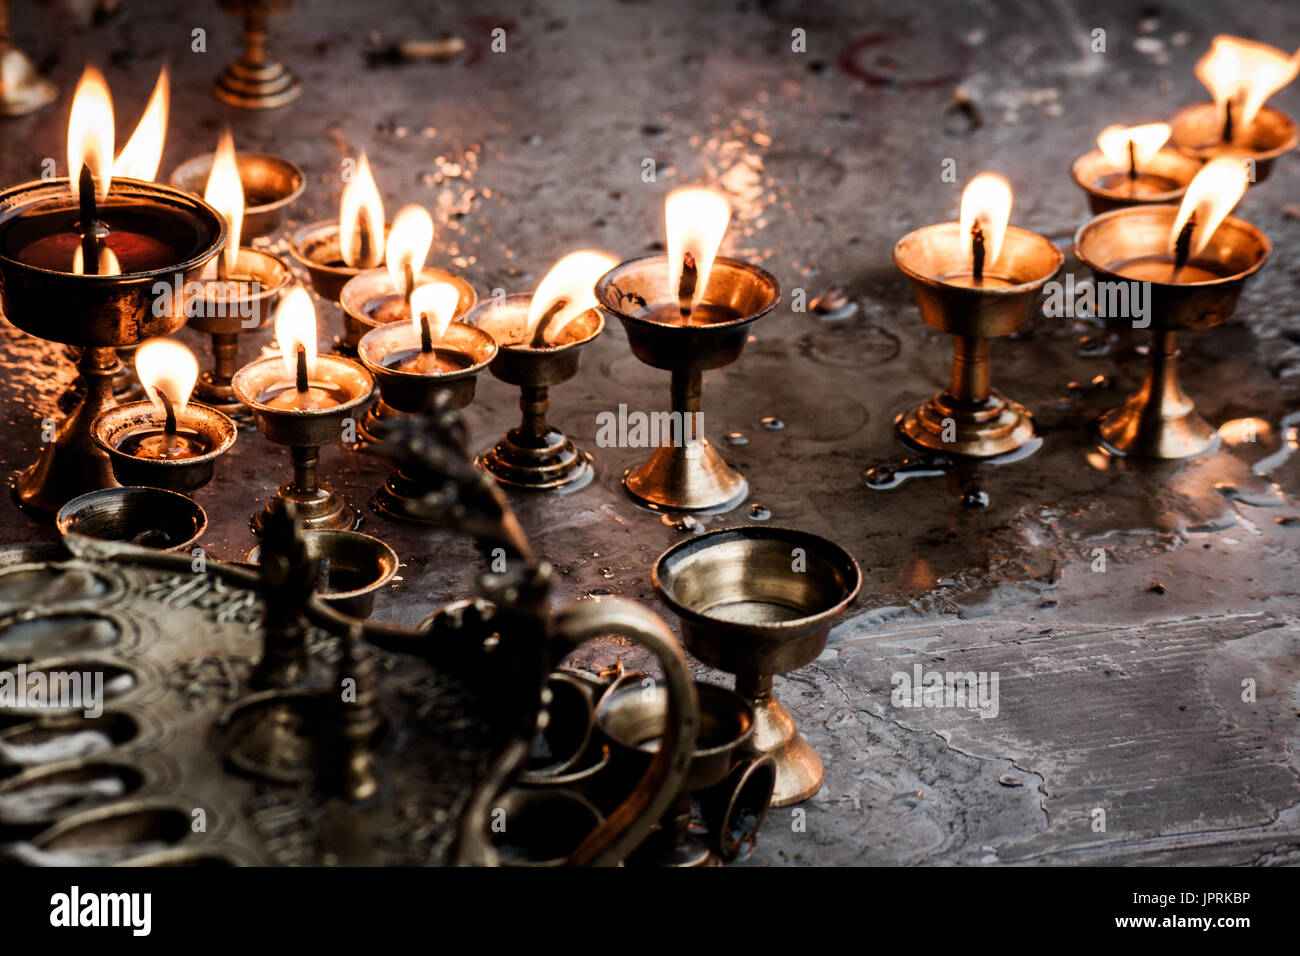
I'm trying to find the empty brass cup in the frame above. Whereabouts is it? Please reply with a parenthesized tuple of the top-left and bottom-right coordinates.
(56, 487, 207, 554)
(92, 400, 238, 494)
(1074, 206, 1271, 458)
(893, 222, 1062, 458)
(247, 528, 398, 619)
(170, 152, 305, 238)
(488, 788, 605, 867)
(1069, 148, 1200, 214)
(468, 294, 604, 491)
(697, 753, 777, 863)
(653, 527, 861, 806)
(1168, 102, 1299, 184)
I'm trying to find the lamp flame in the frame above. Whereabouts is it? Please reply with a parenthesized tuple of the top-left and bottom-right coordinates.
(275, 286, 318, 381)
(1196, 35, 1300, 137)
(385, 205, 434, 292)
(1097, 122, 1171, 171)
(203, 128, 244, 274)
(136, 338, 198, 417)
(72, 245, 121, 276)
(68, 66, 114, 204)
(959, 172, 1013, 271)
(1169, 156, 1250, 258)
(526, 250, 618, 344)
(113, 65, 169, 181)
(666, 188, 731, 313)
(409, 282, 461, 343)
(340, 152, 385, 269)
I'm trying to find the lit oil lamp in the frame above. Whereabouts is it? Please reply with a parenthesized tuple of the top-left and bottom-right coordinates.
(0, 66, 226, 518)
(1076, 157, 1270, 458)
(893, 172, 1062, 459)
(471, 251, 616, 491)
(1169, 35, 1300, 184)
(0, 0, 57, 116)
(594, 187, 780, 513)
(187, 128, 291, 411)
(289, 152, 391, 308)
(340, 204, 475, 440)
(92, 339, 237, 493)
(231, 286, 375, 530)
(1070, 122, 1201, 213)
(169, 144, 303, 240)
(357, 281, 497, 521)
(213, 0, 301, 110)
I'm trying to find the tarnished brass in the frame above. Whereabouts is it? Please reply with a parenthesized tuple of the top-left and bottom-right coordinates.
(893, 223, 1062, 458)
(653, 526, 861, 806)
(1074, 206, 1270, 458)
(697, 753, 776, 863)
(1168, 103, 1299, 184)
(247, 528, 398, 619)
(92, 400, 238, 494)
(468, 294, 603, 491)
(213, 0, 302, 109)
(0, 178, 226, 519)
(289, 220, 390, 305)
(231, 354, 375, 531)
(55, 486, 207, 553)
(1069, 148, 1200, 214)
(170, 152, 305, 239)
(489, 788, 605, 867)
(357, 322, 496, 522)
(595, 254, 780, 513)
(0, 0, 56, 116)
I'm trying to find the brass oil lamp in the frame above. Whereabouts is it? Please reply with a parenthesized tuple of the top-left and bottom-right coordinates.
(1070, 122, 1201, 214)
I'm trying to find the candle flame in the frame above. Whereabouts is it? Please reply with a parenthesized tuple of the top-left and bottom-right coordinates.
(72, 245, 121, 276)
(1168, 156, 1250, 258)
(275, 286, 318, 381)
(666, 187, 731, 312)
(526, 250, 618, 343)
(959, 172, 1013, 270)
(340, 152, 385, 268)
(385, 205, 434, 291)
(113, 65, 169, 181)
(1097, 122, 1171, 171)
(68, 66, 114, 204)
(136, 338, 198, 417)
(203, 128, 244, 274)
(1196, 35, 1300, 136)
(409, 282, 461, 343)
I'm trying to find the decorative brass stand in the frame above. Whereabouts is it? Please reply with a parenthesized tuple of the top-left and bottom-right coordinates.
(214, 0, 302, 110)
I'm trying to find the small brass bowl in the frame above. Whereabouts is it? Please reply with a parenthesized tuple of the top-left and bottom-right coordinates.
(170, 152, 305, 239)
(288, 220, 392, 303)
(356, 321, 497, 413)
(92, 401, 238, 494)
(339, 267, 477, 352)
(1069, 148, 1201, 214)
(247, 528, 398, 619)
(189, 247, 292, 336)
(1168, 102, 1299, 184)
(56, 487, 207, 553)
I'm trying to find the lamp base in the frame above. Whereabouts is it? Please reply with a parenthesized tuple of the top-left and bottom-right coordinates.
(480, 425, 594, 491)
(742, 692, 822, 808)
(356, 398, 400, 445)
(251, 484, 359, 534)
(1096, 391, 1218, 459)
(897, 390, 1035, 459)
(371, 470, 443, 525)
(213, 57, 301, 110)
(623, 440, 748, 513)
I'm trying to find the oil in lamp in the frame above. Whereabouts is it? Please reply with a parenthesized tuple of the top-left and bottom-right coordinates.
(892, 172, 1063, 458)
(289, 152, 391, 313)
(0, 0, 55, 116)
(1075, 157, 1270, 458)
(340, 204, 476, 440)
(213, 0, 302, 109)
(0, 66, 226, 518)
(471, 251, 617, 491)
(652, 527, 861, 807)
(92, 339, 237, 494)
(1070, 122, 1201, 213)
(357, 281, 496, 521)
(231, 285, 375, 530)
(1169, 35, 1300, 184)
(594, 187, 780, 513)
(187, 129, 291, 411)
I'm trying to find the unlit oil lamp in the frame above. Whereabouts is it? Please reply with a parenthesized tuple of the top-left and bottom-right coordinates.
(91, 339, 237, 493)
(341, 204, 475, 440)
(357, 281, 496, 521)
(231, 285, 375, 530)
(0, 67, 226, 518)
(594, 187, 780, 513)
(471, 251, 616, 491)
(0, 0, 56, 116)
(1075, 157, 1270, 458)
(289, 152, 390, 310)
(213, 0, 301, 110)
(893, 172, 1062, 459)
(187, 129, 291, 411)
(1070, 122, 1200, 213)
(1169, 35, 1300, 185)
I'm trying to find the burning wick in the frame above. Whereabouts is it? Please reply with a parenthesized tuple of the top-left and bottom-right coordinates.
(158, 390, 178, 435)
(1222, 99, 1234, 144)
(418, 309, 434, 353)
(1172, 212, 1196, 279)
(294, 344, 309, 393)
(678, 252, 699, 321)
(1127, 139, 1138, 179)
(78, 164, 104, 276)
(970, 220, 986, 284)
(530, 298, 568, 348)
(357, 205, 375, 270)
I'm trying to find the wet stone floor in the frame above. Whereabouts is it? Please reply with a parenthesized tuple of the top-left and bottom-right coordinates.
(1, 0, 1299, 864)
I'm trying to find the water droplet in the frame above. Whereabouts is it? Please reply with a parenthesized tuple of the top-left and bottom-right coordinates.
(588, 587, 613, 597)
(598, 567, 614, 578)
(725, 432, 749, 446)
(760, 416, 784, 430)
(748, 504, 771, 520)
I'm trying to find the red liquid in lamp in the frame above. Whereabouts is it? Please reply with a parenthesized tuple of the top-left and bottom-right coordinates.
(116, 427, 211, 460)
(257, 379, 351, 411)
(384, 347, 474, 374)
(0, 204, 206, 274)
